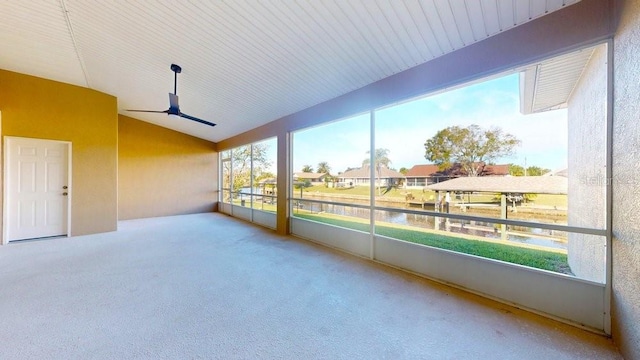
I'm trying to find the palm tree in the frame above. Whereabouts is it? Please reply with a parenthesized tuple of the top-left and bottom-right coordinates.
(301, 164, 313, 173)
(363, 148, 391, 195)
(317, 161, 331, 187)
(316, 161, 331, 175)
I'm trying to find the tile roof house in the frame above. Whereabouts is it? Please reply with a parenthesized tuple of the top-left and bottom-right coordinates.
(405, 164, 449, 187)
(337, 165, 405, 187)
(293, 172, 328, 185)
(405, 163, 510, 188)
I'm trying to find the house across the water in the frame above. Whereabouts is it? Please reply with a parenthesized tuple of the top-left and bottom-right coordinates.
(405, 163, 509, 188)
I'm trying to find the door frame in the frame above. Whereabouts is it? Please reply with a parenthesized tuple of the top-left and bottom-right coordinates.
(2, 136, 73, 245)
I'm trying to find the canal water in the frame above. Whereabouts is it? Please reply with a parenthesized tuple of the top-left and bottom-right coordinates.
(295, 199, 568, 250)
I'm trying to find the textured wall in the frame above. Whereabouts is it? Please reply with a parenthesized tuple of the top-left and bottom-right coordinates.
(118, 115, 218, 220)
(612, 0, 640, 358)
(566, 45, 608, 283)
(0, 69, 118, 238)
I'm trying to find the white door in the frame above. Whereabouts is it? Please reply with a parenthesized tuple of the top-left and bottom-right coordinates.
(5, 137, 70, 242)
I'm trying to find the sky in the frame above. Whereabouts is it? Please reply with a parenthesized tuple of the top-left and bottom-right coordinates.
(291, 73, 568, 174)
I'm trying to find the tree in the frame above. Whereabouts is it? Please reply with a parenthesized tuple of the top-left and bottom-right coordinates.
(225, 143, 272, 194)
(527, 166, 551, 176)
(509, 164, 551, 176)
(301, 164, 313, 172)
(424, 124, 520, 176)
(363, 148, 392, 194)
(399, 167, 409, 175)
(316, 161, 331, 175)
(255, 171, 276, 183)
(509, 164, 525, 176)
(362, 148, 391, 169)
(316, 161, 332, 187)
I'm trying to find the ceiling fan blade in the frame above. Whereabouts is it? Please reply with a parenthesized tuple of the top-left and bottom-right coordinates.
(126, 109, 169, 114)
(179, 112, 217, 127)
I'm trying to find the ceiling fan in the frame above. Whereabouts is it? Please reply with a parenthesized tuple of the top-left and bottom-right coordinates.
(127, 64, 216, 127)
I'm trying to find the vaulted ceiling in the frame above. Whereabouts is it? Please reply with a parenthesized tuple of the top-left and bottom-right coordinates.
(1, 0, 580, 142)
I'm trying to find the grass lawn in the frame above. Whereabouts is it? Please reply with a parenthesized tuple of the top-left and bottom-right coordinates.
(294, 212, 571, 275)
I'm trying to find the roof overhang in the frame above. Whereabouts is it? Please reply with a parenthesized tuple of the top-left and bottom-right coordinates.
(519, 46, 597, 115)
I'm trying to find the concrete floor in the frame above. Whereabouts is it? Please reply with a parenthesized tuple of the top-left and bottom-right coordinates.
(0, 213, 621, 359)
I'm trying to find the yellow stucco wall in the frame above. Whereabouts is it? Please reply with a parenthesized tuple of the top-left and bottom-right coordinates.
(0, 69, 118, 237)
(118, 115, 218, 220)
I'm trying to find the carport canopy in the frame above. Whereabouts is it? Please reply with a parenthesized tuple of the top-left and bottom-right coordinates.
(426, 175, 567, 195)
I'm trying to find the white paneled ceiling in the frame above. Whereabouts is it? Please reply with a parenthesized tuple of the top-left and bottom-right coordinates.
(1, 0, 580, 142)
